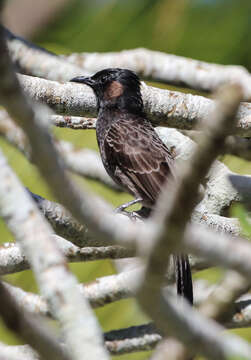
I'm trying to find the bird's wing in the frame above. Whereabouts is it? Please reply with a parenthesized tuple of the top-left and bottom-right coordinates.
(104, 117, 175, 203)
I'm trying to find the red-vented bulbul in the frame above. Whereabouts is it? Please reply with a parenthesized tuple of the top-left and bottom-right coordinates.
(70, 68, 193, 304)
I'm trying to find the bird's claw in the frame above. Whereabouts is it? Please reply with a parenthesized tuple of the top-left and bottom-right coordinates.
(114, 198, 143, 221)
(115, 209, 142, 222)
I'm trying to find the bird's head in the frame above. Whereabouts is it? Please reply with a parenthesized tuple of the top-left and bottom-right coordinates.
(70, 68, 143, 114)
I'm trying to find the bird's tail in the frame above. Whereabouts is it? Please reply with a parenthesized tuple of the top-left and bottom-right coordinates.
(174, 254, 193, 304)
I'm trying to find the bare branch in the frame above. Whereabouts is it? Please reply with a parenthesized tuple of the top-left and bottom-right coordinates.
(51, 114, 96, 129)
(158, 291, 251, 359)
(2, 268, 142, 315)
(184, 226, 251, 278)
(137, 84, 243, 359)
(1, 270, 218, 318)
(4, 26, 91, 81)
(5, 28, 251, 102)
(104, 323, 160, 355)
(0, 109, 119, 191)
(0, 343, 39, 360)
(0, 149, 108, 359)
(64, 48, 251, 100)
(0, 237, 132, 275)
(17, 73, 251, 136)
(199, 270, 250, 323)
(158, 127, 243, 215)
(0, 281, 68, 360)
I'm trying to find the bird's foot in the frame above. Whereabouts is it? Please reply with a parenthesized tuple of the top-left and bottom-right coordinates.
(117, 210, 142, 222)
(115, 199, 142, 222)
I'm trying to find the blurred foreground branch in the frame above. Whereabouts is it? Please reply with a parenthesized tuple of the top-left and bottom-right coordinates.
(136, 84, 247, 360)
(0, 281, 68, 360)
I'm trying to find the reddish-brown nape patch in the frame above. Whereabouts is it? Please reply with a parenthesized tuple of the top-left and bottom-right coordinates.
(104, 81, 124, 99)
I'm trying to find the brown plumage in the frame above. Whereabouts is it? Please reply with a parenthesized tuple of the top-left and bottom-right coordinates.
(70, 68, 193, 304)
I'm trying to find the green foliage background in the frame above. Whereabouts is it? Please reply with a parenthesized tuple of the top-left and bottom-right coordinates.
(1, 0, 251, 358)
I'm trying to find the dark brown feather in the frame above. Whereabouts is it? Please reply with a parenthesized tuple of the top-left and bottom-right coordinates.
(102, 112, 174, 207)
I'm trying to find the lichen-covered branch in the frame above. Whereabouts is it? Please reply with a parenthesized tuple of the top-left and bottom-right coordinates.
(0, 236, 133, 275)
(51, 114, 96, 129)
(58, 140, 121, 190)
(199, 270, 250, 323)
(183, 225, 251, 279)
(157, 127, 243, 216)
(6, 27, 251, 101)
(0, 149, 108, 360)
(0, 109, 119, 191)
(137, 84, 243, 359)
(17, 73, 251, 136)
(4, 26, 91, 81)
(2, 268, 143, 317)
(159, 291, 251, 359)
(104, 323, 160, 355)
(0, 343, 39, 360)
(0, 281, 69, 360)
(4, 268, 250, 325)
(64, 48, 251, 100)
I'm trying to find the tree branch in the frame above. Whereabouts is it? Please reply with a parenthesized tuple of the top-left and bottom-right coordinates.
(18, 73, 251, 136)
(4, 26, 91, 81)
(64, 48, 251, 100)
(137, 84, 244, 359)
(0, 236, 132, 275)
(0, 149, 108, 360)
(5, 27, 251, 101)
(0, 281, 69, 360)
(0, 109, 120, 191)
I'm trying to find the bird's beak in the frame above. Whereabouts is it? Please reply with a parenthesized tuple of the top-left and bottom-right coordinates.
(70, 76, 95, 87)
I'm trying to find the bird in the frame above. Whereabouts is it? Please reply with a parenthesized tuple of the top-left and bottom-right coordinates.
(70, 68, 193, 304)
